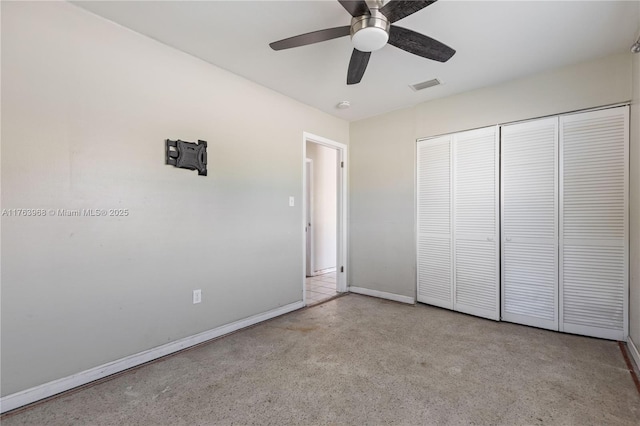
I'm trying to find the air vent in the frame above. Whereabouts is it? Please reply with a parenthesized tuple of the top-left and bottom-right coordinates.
(410, 78, 441, 91)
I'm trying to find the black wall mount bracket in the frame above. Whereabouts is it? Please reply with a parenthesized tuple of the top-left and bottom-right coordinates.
(165, 139, 207, 176)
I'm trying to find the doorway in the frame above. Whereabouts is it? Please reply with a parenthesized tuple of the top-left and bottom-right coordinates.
(303, 132, 347, 306)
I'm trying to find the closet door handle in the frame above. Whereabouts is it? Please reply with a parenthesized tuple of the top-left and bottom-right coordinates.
(505, 237, 512, 242)
(487, 237, 494, 242)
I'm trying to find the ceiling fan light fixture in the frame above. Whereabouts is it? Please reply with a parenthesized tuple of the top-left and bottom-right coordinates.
(350, 8, 390, 52)
(352, 27, 389, 52)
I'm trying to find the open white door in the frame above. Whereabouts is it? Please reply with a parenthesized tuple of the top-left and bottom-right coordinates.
(304, 159, 314, 277)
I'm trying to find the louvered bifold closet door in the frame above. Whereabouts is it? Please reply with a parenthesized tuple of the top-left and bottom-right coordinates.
(501, 118, 558, 330)
(417, 136, 453, 309)
(560, 106, 629, 341)
(453, 127, 499, 320)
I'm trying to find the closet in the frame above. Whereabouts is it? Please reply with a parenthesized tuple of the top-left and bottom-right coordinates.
(417, 126, 499, 321)
(417, 106, 629, 340)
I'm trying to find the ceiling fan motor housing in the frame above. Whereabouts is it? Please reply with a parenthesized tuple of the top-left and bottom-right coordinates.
(350, 8, 390, 52)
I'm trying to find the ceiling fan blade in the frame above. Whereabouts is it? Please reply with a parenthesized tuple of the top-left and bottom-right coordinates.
(270, 26, 351, 51)
(347, 49, 371, 85)
(388, 26, 455, 62)
(380, 0, 437, 23)
(338, 0, 369, 17)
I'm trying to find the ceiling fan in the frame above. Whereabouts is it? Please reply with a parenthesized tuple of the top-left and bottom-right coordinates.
(269, 0, 455, 85)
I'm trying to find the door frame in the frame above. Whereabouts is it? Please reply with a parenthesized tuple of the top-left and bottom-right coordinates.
(302, 132, 348, 304)
(305, 158, 315, 277)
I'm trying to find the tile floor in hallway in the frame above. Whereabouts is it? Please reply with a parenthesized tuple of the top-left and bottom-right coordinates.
(305, 271, 338, 305)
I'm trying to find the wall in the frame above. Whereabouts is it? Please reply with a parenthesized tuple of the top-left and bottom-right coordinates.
(630, 16, 640, 360)
(0, 2, 348, 397)
(350, 53, 633, 299)
(306, 142, 337, 273)
(349, 108, 417, 296)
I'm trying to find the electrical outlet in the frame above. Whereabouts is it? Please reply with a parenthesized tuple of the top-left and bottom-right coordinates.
(193, 289, 202, 304)
(289, 196, 295, 207)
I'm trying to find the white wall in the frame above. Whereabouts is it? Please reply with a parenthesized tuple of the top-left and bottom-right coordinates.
(306, 142, 337, 273)
(630, 17, 640, 357)
(350, 53, 633, 299)
(0, 1, 348, 397)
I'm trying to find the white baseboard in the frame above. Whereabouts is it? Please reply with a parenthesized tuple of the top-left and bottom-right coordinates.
(628, 336, 640, 371)
(0, 300, 305, 414)
(348, 286, 415, 305)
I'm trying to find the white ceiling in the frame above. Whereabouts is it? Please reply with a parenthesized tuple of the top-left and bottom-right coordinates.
(74, 1, 640, 122)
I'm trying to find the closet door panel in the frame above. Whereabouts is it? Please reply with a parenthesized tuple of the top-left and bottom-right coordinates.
(560, 106, 628, 341)
(417, 136, 453, 309)
(418, 237, 451, 306)
(453, 127, 499, 320)
(503, 243, 556, 322)
(501, 118, 558, 330)
(562, 245, 625, 333)
(455, 239, 498, 316)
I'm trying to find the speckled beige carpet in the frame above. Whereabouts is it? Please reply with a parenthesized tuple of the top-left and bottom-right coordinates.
(3, 294, 639, 425)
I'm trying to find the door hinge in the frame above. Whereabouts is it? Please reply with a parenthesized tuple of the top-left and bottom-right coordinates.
(340, 266, 344, 273)
(341, 161, 344, 168)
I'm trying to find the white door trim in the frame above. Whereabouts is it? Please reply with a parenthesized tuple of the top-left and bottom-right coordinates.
(302, 132, 348, 301)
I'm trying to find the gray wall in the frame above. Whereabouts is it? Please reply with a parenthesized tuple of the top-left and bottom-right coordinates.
(0, 2, 348, 396)
(349, 108, 417, 295)
(630, 21, 640, 353)
(349, 53, 633, 299)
